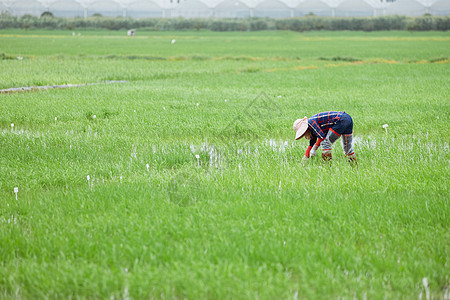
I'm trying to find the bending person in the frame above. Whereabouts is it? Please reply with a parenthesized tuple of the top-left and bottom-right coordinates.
(293, 111, 357, 163)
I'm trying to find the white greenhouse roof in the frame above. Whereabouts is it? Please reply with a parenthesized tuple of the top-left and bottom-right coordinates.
(1, 0, 449, 17)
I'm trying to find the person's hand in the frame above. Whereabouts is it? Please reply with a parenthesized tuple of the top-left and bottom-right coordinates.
(310, 145, 319, 157)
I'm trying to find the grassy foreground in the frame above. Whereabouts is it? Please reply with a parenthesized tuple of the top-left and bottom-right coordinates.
(0, 30, 449, 299)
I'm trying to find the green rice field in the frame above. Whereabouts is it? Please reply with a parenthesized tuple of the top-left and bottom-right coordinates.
(0, 29, 449, 299)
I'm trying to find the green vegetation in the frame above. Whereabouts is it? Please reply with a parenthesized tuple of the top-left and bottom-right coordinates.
(40, 11, 55, 19)
(1, 12, 450, 32)
(0, 30, 449, 299)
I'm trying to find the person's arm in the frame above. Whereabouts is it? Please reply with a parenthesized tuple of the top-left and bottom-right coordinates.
(308, 135, 324, 157)
(310, 140, 323, 157)
(304, 145, 313, 158)
(314, 138, 325, 148)
(304, 123, 325, 160)
(309, 135, 317, 147)
(303, 133, 317, 158)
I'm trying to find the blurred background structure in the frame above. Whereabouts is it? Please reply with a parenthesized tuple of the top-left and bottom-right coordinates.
(0, 0, 449, 18)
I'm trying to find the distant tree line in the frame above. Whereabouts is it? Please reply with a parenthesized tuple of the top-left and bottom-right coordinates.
(0, 12, 449, 32)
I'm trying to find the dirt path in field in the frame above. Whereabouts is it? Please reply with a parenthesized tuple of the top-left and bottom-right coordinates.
(0, 80, 127, 94)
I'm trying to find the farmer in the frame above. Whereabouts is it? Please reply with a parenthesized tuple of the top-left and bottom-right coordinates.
(293, 111, 357, 163)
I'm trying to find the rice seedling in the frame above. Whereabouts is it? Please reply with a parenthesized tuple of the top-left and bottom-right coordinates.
(0, 30, 448, 299)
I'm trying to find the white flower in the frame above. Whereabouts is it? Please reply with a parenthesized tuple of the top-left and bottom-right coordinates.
(93, 115, 96, 119)
(87, 175, 90, 181)
(195, 154, 200, 159)
(163, 107, 166, 110)
(382, 124, 388, 129)
(17, 57, 23, 60)
(196, 103, 199, 107)
(171, 39, 176, 44)
(55, 117, 57, 121)
(277, 95, 282, 98)
(11, 123, 14, 128)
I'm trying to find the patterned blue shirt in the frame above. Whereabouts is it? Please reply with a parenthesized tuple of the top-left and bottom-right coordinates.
(308, 111, 344, 139)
